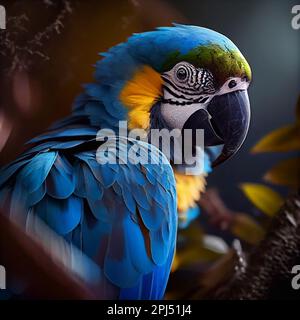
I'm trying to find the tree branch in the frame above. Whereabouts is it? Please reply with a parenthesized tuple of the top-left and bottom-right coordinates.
(219, 194, 300, 299)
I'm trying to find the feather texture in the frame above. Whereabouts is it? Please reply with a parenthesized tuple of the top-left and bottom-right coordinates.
(0, 134, 177, 299)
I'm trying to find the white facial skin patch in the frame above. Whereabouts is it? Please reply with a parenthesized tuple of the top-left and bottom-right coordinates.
(160, 63, 250, 130)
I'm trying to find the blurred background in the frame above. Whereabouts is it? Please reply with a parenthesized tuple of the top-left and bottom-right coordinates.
(0, 0, 299, 299)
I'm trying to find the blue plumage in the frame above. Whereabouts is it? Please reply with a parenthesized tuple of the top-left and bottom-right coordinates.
(0, 25, 232, 299)
(0, 133, 177, 298)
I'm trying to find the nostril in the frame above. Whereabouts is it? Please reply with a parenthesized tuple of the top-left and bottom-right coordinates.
(242, 75, 249, 82)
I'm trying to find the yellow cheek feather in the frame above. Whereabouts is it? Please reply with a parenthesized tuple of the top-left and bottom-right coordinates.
(119, 65, 163, 130)
(174, 171, 207, 214)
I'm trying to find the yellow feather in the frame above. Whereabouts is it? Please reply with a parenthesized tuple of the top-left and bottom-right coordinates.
(175, 171, 207, 214)
(120, 65, 163, 129)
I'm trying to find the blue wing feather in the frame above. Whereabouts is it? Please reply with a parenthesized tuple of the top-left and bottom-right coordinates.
(18, 152, 57, 193)
(34, 195, 82, 235)
(0, 134, 177, 300)
(46, 156, 75, 199)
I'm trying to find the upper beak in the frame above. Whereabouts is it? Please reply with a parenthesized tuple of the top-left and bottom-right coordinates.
(183, 90, 251, 167)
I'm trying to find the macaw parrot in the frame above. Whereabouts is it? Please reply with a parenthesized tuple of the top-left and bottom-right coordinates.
(0, 25, 251, 299)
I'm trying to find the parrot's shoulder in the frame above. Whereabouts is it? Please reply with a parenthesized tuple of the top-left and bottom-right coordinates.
(0, 137, 177, 298)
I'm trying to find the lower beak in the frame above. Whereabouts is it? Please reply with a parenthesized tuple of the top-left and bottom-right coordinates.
(182, 90, 251, 167)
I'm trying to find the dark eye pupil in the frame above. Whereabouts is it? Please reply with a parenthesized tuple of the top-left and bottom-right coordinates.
(228, 80, 237, 88)
(177, 68, 187, 80)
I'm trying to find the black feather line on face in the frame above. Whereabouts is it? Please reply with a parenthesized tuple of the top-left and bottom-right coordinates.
(162, 85, 194, 100)
(162, 76, 199, 94)
(161, 96, 210, 106)
(162, 78, 202, 96)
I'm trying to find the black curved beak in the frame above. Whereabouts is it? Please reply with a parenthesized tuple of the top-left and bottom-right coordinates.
(182, 90, 250, 167)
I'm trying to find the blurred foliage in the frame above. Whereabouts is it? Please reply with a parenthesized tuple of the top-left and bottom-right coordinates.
(230, 213, 265, 245)
(240, 183, 284, 217)
(172, 222, 225, 273)
(264, 157, 300, 188)
(251, 124, 300, 153)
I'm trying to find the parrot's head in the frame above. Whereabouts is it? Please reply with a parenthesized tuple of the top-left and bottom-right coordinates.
(94, 24, 251, 167)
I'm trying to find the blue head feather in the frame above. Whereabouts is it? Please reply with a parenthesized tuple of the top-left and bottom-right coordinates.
(73, 25, 242, 129)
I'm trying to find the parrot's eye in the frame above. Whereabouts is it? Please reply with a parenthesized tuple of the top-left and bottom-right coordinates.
(176, 67, 188, 82)
(228, 80, 237, 88)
